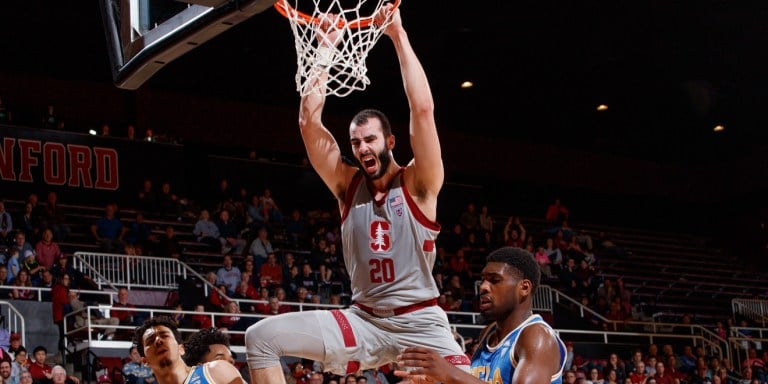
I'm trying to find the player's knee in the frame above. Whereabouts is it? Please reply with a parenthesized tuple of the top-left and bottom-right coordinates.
(245, 318, 281, 369)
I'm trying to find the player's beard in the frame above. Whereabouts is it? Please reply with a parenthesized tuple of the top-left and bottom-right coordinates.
(158, 357, 173, 369)
(360, 147, 391, 180)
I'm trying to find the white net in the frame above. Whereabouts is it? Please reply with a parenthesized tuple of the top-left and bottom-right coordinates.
(275, 0, 399, 97)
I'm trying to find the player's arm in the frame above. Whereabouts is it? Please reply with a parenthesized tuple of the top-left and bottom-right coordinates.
(512, 324, 563, 384)
(299, 15, 356, 201)
(206, 360, 247, 384)
(395, 347, 483, 384)
(380, 6, 444, 203)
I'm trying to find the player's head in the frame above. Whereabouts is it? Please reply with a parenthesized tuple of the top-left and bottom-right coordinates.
(183, 327, 234, 366)
(479, 247, 541, 318)
(133, 316, 184, 364)
(350, 109, 394, 180)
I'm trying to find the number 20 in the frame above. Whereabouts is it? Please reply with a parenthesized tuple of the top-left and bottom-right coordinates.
(369, 258, 395, 283)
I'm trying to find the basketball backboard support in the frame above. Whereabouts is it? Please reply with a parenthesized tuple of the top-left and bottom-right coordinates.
(100, 0, 278, 90)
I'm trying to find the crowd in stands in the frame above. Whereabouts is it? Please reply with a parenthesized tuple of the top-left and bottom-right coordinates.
(0, 131, 766, 384)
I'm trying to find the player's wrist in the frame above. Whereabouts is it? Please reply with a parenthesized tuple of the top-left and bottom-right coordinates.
(315, 46, 334, 70)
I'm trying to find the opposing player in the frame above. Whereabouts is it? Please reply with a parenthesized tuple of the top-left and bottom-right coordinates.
(133, 316, 246, 384)
(395, 247, 567, 384)
(245, 4, 469, 384)
(183, 327, 236, 366)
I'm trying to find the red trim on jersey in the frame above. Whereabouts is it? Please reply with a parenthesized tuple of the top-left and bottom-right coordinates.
(399, 168, 441, 231)
(341, 172, 364, 223)
(355, 298, 438, 317)
(330, 309, 361, 374)
(444, 354, 471, 366)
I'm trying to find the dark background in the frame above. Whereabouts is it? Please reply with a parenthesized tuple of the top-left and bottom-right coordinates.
(1, 0, 767, 252)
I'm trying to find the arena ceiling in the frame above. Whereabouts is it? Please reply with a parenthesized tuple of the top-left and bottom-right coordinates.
(3, 0, 768, 165)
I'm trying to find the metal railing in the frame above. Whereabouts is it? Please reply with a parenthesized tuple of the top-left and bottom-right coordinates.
(73, 252, 188, 291)
(732, 299, 768, 328)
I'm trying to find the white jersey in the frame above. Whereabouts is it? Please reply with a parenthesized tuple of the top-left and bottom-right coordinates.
(341, 168, 440, 309)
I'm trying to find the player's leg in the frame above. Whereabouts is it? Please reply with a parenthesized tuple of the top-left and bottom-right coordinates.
(394, 307, 471, 371)
(246, 311, 327, 384)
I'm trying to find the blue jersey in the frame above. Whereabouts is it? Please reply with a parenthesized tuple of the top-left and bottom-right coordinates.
(184, 365, 213, 384)
(470, 314, 566, 384)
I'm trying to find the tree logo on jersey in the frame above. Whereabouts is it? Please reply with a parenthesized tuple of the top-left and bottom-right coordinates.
(370, 220, 391, 253)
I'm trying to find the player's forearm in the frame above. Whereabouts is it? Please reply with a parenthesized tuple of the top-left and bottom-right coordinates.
(389, 28, 434, 116)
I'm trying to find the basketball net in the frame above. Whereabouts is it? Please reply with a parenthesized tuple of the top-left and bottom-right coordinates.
(275, 0, 400, 97)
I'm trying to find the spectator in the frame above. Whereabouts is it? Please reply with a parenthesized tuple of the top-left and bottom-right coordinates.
(136, 179, 157, 214)
(233, 278, 259, 313)
(216, 255, 241, 296)
(8, 333, 22, 360)
(124, 212, 153, 254)
(156, 182, 182, 219)
(478, 205, 494, 236)
(12, 270, 35, 301)
(0, 360, 11, 384)
(655, 361, 677, 384)
(0, 201, 13, 246)
(122, 346, 156, 384)
(192, 210, 221, 251)
(50, 274, 70, 352)
(39, 192, 69, 242)
(33, 229, 60, 271)
(459, 202, 479, 235)
(50, 365, 78, 384)
(296, 263, 318, 297)
(11, 233, 34, 260)
(111, 287, 142, 326)
(6, 249, 20, 284)
(259, 253, 283, 289)
(249, 227, 274, 272)
(69, 290, 118, 341)
(190, 304, 213, 329)
(216, 210, 246, 256)
(245, 194, 267, 231)
(11, 348, 29, 381)
(15, 203, 36, 245)
(545, 197, 570, 224)
(534, 245, 555, 279)
(50, 255, 93, 290)
(259, 188, 283, 224)
(21, 251, 44, 287)
(284, 208, 308, 248)
(90, 204, 126, 254)
(156, 226, 182, 259)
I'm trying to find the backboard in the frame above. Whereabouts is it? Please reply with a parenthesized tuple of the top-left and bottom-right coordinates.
(99, 0, 278, 90)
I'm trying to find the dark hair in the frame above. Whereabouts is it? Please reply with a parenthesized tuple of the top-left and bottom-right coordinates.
(32, 346, 46, 355)
(351, 109, 392, 138)
(132, 316, 182, 357)
(182, 327, 231, 366)
(486, 246, 541, 290)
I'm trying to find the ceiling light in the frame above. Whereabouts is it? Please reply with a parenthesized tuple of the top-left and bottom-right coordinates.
(88, 129, 97, 135)
(596, 104, 608, 111)
(460, 81, 473, 89)
(713, 125, 725, 132)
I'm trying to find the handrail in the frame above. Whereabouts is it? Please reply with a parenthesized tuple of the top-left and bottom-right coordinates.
(0, 301, 25, 346)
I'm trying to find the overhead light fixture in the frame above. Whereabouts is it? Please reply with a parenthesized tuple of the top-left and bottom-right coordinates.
(596, 104, 608, 111)
(88, 129, 97, 135)
(460, 81, 474, 89)
(713, 125, 725, 132)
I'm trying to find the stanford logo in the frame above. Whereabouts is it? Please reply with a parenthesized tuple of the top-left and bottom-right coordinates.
(369, 220, 391, 253)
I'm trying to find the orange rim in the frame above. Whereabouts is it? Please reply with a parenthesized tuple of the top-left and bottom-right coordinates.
(274, 0, 400, 29)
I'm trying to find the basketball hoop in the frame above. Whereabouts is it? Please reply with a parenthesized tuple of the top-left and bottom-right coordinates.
(274, 0, 401, 97)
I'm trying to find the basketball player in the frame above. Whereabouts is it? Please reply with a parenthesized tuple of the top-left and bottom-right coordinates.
(133, 316, 246, 384)
(183, 327, 236, 366)
(245, 3, 470, 383)
(395, 247, 567, 384)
